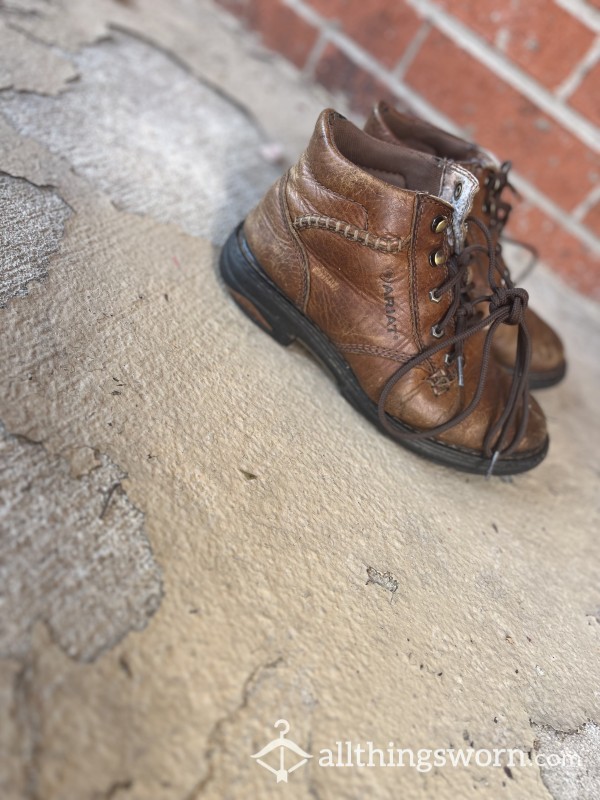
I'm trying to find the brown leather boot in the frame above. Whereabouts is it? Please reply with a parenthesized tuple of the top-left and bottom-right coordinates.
(220, 109, 548, 475)
(364, 101, 566, 389)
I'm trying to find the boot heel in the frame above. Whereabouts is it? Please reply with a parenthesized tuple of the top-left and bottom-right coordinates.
(219, 225, 296, 347)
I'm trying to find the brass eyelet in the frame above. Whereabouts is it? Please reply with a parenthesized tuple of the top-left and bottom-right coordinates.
(431, 324, 445, 339)
(429, 249, 445, 268)
(431, 215, 448, 234)
(429, 288, 442, 303)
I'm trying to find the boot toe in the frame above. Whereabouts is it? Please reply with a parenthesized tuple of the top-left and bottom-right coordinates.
(513, 393, 548, 456)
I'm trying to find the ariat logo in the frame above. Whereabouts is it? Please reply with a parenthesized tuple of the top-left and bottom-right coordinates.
(380, 271, 399, 338)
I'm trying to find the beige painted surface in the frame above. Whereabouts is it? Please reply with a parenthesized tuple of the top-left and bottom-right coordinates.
(1, 2, 599, 799)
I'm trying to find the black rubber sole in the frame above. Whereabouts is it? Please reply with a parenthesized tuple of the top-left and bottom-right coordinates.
(527, 362, 567, 390)
(219, 224, 549, 476)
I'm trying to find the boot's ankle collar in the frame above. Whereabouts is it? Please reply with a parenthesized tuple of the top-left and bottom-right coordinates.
(305, 110, 478, 252)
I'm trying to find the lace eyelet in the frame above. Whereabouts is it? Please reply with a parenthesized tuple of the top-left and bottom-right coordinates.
(453, 182, 463, 199)
(431, 324, 445, 339)
(431, 215, 448, 234)
(429, 249, 445, 268)
(429, 288, 442, 303)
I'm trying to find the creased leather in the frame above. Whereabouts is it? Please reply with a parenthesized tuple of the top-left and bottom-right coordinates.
(245, 172, 308, 308)
(243, 110, 547, 456)
(366, 102, 565, 378)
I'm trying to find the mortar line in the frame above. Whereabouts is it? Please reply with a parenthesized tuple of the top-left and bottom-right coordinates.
(510, 172, 600, 254)
(284, 0, 600, 253)
(303, 27, 330, 80)
(572, 181, 600, 222)
(393, 21, 432, 80)
(555, 36, 600, 101)
(284, 0, 472, 126)
(402, 0, 600, 152)
(554, 0, 600, 34)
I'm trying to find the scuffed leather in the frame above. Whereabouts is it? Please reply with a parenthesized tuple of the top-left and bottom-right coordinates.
(245, 172, 309, 309)
(494, 306, 565, 375)
(365, 102, 565, 379)
(243, 110, 547, 456)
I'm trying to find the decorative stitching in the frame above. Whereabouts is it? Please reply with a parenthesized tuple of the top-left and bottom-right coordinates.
(335, 343, 413, 363)
(293, 215, 409, 254)
(336, 342, 449, 388)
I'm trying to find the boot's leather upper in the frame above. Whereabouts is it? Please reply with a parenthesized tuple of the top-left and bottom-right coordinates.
(244, 110, 547, 462)
(364, 101, 565, 380)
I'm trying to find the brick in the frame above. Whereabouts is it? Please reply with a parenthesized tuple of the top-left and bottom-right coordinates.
(215, 0, 318, 69)
(215, 0, 247, 18)
(314, 43, 407, 116)
(304, 0, 349, 17)
(432, 0, 595, 89)
(510, 201, 600, 300)
(404, 28, 598, 211)
(570, 59, 600, 128)
(583, 201, 600, 240)
(306, 0, 422, 68)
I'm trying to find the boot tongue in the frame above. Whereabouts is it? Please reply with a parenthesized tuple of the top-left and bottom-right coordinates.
(365, 109, 489, 250)
(390, 153, 479, 251)
(436, 160, 480, 253)
(464, 145, 500, 172)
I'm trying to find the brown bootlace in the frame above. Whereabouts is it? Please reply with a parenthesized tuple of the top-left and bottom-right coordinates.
(377, 215, 532, 476)
(483, 161, 516, 233)
(483, 161, 538, 283)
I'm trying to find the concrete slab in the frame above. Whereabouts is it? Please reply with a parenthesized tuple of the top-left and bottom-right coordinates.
(0, 1, 598, 799)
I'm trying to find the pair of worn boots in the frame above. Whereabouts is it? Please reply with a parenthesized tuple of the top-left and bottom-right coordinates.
(220, 102, 566, 476)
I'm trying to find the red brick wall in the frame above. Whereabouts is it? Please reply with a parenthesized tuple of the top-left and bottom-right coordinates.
(217, 0, 600, 300)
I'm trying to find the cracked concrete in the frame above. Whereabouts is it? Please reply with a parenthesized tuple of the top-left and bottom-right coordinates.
(0, 1, 599, 799)
(0, 423, 163, 661)
(0, 19, 77, 95)
(0, 30, 281, 243)
(533, 722, 600, 800)
(0, 174, 71, 307)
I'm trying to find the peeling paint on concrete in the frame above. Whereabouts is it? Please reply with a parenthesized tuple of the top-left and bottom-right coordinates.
(184, 657, 321, 800)
(0, 174, 71, 307)
(0, 1, 598, 799)
(532, 721, 600, 800)
(0, 0, 110, 51)
(0, 423, 163, 662)
(0, 31, 280, 243)
(0, 19, 78, 95)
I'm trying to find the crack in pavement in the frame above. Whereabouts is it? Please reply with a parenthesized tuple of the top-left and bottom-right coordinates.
(184, 657, 284, 800)
(0, 422, 164, 663)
